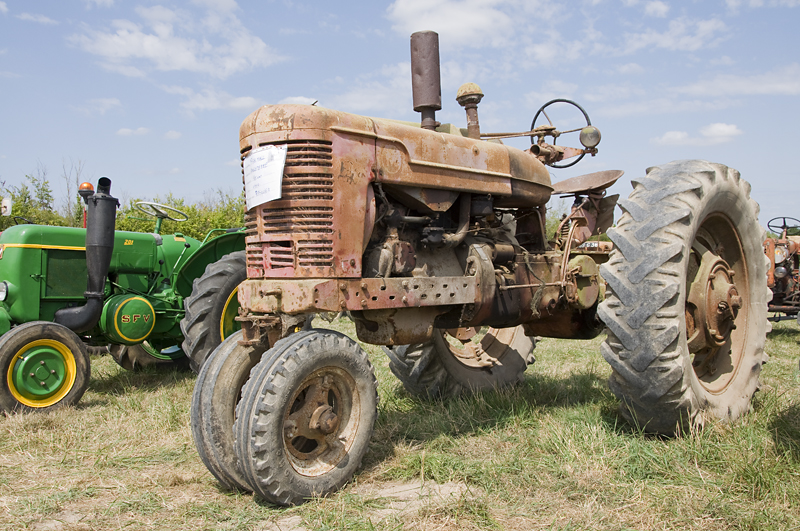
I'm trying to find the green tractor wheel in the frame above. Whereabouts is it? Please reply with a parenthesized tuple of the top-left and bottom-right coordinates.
(181, 251, 247, 373)
(0, 321, 91, 413)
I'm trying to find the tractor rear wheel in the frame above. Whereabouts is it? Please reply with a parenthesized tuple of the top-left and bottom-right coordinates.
(181, 251, 247, 373)
(598, 160, 769, 434)
(383, 325, 535, 398)
(108, 342, 189, 371)
(234, 329, 378, 505)
(0, 321, 91, 413)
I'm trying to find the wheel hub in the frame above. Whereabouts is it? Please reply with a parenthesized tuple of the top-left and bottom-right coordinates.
(687, 245, 741, 352)
(11, 345, 67, 400)
(283, 373, 346, 464)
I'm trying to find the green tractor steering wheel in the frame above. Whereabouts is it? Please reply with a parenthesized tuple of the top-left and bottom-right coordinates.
(134, 201, 189, 234)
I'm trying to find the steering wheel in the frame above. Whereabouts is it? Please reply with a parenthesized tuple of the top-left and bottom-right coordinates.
(531, 99, 592, 169)
(134, 201, 189, 222)
(767, 216, 800, 237)
(12, 216, 33, 225)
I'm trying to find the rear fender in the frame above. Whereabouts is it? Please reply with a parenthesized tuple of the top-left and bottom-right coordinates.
(173, 231, 246, 298)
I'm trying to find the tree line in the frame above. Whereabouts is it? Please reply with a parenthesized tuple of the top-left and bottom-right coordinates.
(1, 162, 245, 241)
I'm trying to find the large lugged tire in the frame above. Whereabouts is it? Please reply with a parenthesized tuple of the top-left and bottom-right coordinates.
(181, 251, 247, 373)
(0, 322, 91, 413)
(234, 329, 378, 505)
(383, 325, 535, 399)
(598, 160, 770, 434)
(108, 342, 189, 371)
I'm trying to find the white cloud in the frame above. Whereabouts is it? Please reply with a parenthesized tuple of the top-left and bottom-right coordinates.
(700, 122, 743, 139)
(0, 3, 7, 15)
(73, 98, 122, 115)
(326, 62, 412, 115)
(117, 127, 149, 136)
(622, 17, 727, 53)
(16, 13, 59, 25)
(162, 85, 260, 114)
(69, 4, 281, 79)
(652, 123, 742, 145)
(84, 0, 114, 7)
(168, 167, 180, 174)
(164, 130, 182, 140)
(644, 1, 669, 17)
(387, 0, 517, 48)
(678, 63, 800, 96)
(0, 71, 20, 78)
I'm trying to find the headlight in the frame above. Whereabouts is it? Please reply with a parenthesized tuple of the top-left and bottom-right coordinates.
(775, 245, 789, 264)
(0, 281, 7, 302)
(580, 126, 601, 149)
(774, 266, 789, 279)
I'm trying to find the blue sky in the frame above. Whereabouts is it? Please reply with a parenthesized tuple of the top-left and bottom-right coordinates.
(1, 0, 798, 226)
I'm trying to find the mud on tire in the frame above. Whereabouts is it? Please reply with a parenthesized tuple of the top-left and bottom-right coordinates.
(384, 325, 535, 399)
(598, 160, 770, 434)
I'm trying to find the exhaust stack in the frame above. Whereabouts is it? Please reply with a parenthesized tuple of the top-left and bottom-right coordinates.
(410, 31, 442, 131)
(54, 177, 119, 333)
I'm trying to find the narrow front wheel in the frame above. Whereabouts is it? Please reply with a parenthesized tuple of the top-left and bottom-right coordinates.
(234, 329, 378, 505)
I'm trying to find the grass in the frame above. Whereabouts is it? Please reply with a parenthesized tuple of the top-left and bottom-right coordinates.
(1, 319, 799, 530)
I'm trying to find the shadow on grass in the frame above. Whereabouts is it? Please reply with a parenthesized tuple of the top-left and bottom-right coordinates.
(366, 367, 618, 466)
(82, 356, 197, 406)
(769, 401, 800, 460)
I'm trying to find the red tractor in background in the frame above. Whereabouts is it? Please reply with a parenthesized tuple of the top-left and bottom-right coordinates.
(764, 217, 800, 324)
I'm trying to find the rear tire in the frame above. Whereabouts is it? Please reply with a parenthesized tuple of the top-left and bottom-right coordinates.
(0, 322, 90, 413)
(108, 342, 189, 371)
(598, 160, 769, 434)
(181, 251, 247, 373)
(383, 325, 535, 398)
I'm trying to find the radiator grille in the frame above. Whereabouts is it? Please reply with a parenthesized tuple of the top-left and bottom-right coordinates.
(244, 140, 335, 276)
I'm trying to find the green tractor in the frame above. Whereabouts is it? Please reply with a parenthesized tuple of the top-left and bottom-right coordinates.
(0, 178, 246, 413)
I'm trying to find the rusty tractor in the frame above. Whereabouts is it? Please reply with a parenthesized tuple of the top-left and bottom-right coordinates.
(764, 217, 800, 325)
(190, 31, 769, 505)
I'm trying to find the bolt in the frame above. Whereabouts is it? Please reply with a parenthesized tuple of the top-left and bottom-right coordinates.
(339, 282, 347, 291)
(361, 299, 367, 307)
(51, 370, 55, 374)
(402, 296, 408, 304)
(40, 381, 45, 386)
(340, 301, 347, 309)
(29, 372, 34, 377)
(40, 360, 45, 365)
(402, 280, 409, 289)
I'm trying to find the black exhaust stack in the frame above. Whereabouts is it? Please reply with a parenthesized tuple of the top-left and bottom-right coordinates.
(410, 31, 442, 131)
(55, 177, 119, 333)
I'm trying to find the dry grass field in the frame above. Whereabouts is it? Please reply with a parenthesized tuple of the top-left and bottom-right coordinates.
(1, 318, 799, 530)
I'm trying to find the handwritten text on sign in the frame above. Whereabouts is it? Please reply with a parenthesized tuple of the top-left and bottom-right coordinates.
(243, 144, 288, 210)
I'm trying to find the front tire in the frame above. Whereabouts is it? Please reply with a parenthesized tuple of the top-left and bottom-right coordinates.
(181, 251, 247, 373)
(234, 329, 378, 505)
(598, 160, 769, 434)
(383, 325, 535, 399)
(0, 322, 91, 413)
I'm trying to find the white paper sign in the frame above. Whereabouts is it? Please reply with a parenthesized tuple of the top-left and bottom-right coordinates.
(243, 144, 288, 210)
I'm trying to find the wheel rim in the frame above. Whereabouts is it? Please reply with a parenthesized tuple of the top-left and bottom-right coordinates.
(219, 288, 241, 342)
(685, 214, 748, 394)
(439, 327, 513, 369)
(7, 339, 77, 407)
(282, 366, 360, 477)
(140, 341, 184, 361)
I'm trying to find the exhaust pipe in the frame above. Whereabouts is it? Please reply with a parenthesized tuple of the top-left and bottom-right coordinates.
(55, 177, 119, 333)
(410, 31, 442, 131)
